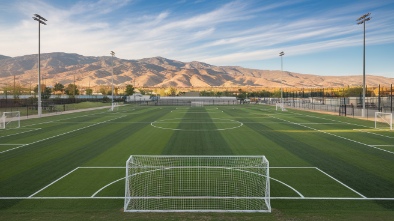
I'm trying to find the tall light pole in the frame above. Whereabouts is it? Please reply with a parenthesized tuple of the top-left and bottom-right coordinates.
(279, 51, 285, 109)
(110, 51, 115, 111)
(357, 12, 371, 118)
(33, 14, 47, 117)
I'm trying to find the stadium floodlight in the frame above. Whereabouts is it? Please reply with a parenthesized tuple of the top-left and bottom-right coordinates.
(125, 155, 271, 213)
(0, 111, 20, 129)
(110, 51, 115, 111)
(32, 14, 47, 118)
(279, 51, 285, 111)
(357, 13, 371, 118)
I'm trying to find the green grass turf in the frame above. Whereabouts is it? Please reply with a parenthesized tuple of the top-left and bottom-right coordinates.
(0, 104, 393, 220)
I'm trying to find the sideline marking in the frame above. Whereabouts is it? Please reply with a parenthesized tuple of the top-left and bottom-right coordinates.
(353, 129, 394, 139)
(0, 115, 126, 154)
(0, 128, 41, 139)
(370, 145, 394, 147)
(271, 116, 394, 155)
(0, 144, 26, 145)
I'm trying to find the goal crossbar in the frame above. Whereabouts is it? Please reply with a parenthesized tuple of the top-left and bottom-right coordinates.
(191, 101, 204, 107)
(124, 155, 270, 213)
(0, 111, 20, 129)
(276, 103, 286, 111)
(375, 112, 393, 130)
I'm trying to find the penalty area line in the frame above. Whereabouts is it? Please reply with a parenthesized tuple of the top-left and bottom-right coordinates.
(29, 167, 79, 198)
(315, 168, 366, 198)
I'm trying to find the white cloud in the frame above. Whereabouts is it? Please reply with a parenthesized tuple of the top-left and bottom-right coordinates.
(1, 0, 393, 77)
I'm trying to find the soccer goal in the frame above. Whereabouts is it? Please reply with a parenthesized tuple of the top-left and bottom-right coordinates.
(276, 102, 286, 111)
(0, 111, 20, 129)
(124, 155, 270, 213)
(375, 112, 392, 130)
(110, 102, 119, 111)
(191, 101, 204, 107)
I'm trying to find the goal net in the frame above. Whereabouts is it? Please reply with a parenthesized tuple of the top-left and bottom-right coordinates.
(110, 102, 119, 111)
(276, 102, 286, 111)
(191, 101, 204, 107)
(375, 112, 392, 130)
(124, 155, 270, 213)
(0, 111, 21, 129)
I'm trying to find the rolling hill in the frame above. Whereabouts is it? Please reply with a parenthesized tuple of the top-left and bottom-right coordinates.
(0, 52, 393, 88)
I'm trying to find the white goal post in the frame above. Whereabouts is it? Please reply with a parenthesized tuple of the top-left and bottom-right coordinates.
(124, 155, 270, 213)
(0, 111, 20, 129)
(276, 102, 286, 111)
(191, 101, 204, 107)
(375, 112, 392, 130)
(110, 102, 119, 111)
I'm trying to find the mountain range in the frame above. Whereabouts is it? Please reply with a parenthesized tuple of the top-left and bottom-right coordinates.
(0, 52, 393, 89)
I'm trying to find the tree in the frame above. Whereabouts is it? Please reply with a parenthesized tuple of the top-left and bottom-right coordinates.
(125, 84, 134, 96)
(85, 88, 93, 95)
(99, 86, 108, 95)
(53, 83, 65, 93)
(33, 85, 52, 99)
(167, 87, 177, 96)
(65, 84, 79, 96)
(8, 83, 23, 99)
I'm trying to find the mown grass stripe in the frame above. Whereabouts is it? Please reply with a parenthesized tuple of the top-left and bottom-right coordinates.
(161, 107, 233, 155)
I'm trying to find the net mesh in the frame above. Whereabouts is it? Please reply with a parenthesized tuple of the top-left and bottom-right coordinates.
(0, 111, 20, 129)
(375, 112, 393, 130)
(125, 155, 270, 212)
(191, 102, 204, 107)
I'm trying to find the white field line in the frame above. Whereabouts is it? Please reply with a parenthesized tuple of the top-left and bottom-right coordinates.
(271, 116, 394, 155)
(315, 168, 366, 198)
(79, 166, 125, 169)
(0, 128, 41, 139)
(270, 177, 304, 198)
(353, 129, 394, 139)
(1, 197, 394, 200)
(239, 122, 340, 124)
(270, 197, 394, 200)
(370, 145, 394, 147)
(0, 144, 26, 145)
(21, 111, 107, 128)
(114, 174, 305, 199)
(151, 118, 243, 131)
(270, 167, 316, 169)
(47, 121, 150, 124)
(290, 112, 371, 129)
(91, 177, 126, 197)
(2, 166, 391, 201)
(90, 167, 308, 199)
(0, 115, 126, 154)
(296, 123, 339, 125)
(29, 167, 80, 197)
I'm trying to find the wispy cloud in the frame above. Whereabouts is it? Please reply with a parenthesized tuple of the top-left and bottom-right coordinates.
(1, 0, 393, 77)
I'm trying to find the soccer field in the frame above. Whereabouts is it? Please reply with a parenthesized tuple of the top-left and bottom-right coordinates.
(0, 105, 393, 220)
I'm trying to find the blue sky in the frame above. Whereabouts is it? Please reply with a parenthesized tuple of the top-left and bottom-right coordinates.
(0, 0, 393, 77)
